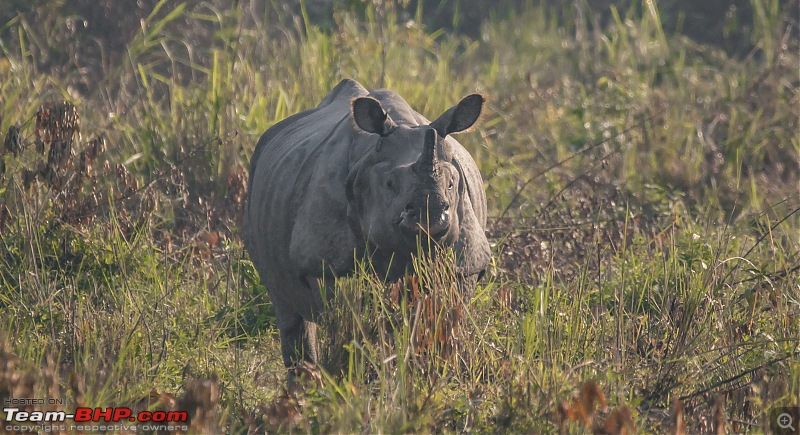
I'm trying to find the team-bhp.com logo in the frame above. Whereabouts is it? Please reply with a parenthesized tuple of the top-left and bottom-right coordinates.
(4, 407, 188, 432)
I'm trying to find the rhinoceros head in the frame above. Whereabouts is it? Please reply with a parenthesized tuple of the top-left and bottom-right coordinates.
(345, 93, 484, 265)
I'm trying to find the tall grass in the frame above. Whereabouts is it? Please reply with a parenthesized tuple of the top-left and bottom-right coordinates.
(1, 0, 798, 432)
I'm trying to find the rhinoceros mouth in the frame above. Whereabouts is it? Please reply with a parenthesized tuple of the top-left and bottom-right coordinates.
(429, 226, 450, 240)
(397, 219, 450, 242)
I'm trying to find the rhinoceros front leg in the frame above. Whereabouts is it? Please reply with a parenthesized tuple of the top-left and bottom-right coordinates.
(303, 320, 319, 363)
(279, 313, 319, 383)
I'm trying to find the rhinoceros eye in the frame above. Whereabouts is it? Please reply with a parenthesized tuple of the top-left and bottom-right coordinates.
(447, 177, 454, 191)
(386, 178, 395, 190)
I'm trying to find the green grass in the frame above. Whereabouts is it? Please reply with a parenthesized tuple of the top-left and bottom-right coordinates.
(1, 0, 798, 433)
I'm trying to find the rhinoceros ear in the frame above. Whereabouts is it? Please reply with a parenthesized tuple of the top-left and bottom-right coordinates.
(352, 97, 397, 136)
(431, 94, 484, 137)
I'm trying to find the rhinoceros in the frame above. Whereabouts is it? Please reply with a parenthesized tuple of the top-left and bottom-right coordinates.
(243, 78, 490, 378)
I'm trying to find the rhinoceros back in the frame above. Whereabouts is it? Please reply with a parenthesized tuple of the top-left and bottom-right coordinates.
(243, 79, 369, 318)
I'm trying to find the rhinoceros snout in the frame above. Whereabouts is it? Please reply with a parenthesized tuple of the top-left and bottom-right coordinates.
(399, 202, 450, 238)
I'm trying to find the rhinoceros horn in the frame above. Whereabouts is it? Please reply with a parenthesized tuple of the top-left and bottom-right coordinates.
(414, 128, 439, 177)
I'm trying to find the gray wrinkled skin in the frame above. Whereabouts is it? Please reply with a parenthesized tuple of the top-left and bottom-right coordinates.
(242, 79, 490, 375)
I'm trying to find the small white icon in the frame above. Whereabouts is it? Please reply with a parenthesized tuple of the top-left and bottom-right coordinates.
(777, 412, 795, 431)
